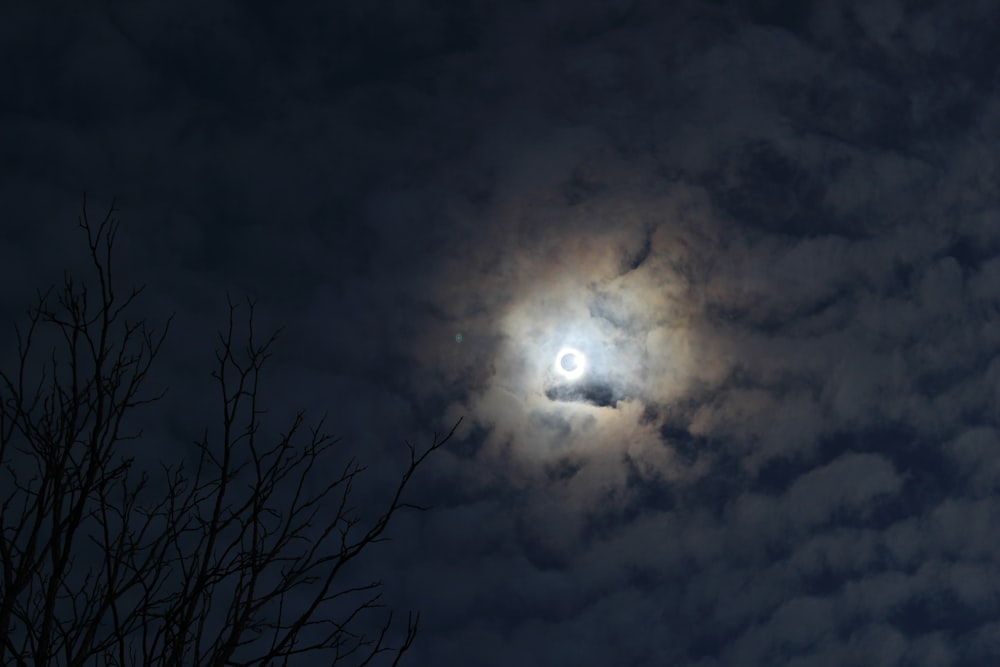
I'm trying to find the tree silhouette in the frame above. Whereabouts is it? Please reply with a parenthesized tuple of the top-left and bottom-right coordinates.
(0, 200, 457, 666)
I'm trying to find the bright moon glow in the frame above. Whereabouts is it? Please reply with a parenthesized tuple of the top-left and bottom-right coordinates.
(555, 347, 586, 380)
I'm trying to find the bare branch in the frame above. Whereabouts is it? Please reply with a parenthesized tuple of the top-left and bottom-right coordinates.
(1, 198, 456, 666)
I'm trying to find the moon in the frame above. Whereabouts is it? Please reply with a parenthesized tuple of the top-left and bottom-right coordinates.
(555, 347, 586, 381)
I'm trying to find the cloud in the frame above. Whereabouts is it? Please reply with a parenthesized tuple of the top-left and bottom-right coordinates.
(6, 0, 1000, 664)
(377, 3, 1000, 663)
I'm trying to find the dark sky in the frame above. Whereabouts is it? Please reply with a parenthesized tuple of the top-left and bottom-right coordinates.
(5, 1, 1000, 664)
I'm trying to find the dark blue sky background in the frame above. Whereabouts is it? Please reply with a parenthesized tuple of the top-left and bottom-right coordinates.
(5, 1, 1000, 664)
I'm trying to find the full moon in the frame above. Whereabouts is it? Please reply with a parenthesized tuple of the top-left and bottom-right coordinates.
(555, 347, 586, 380)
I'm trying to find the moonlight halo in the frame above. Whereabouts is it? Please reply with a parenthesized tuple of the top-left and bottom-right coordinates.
(555, 347, 586, 381)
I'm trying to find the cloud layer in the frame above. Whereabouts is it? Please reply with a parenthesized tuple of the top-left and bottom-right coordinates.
(4, 1, 1000, 664)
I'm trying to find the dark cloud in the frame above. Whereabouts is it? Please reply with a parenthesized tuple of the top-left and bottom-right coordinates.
(545, 380, 619, 408)
(5, 0, 1000, 664)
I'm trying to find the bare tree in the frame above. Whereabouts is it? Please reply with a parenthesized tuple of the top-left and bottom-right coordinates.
(0, 200, 457, 666)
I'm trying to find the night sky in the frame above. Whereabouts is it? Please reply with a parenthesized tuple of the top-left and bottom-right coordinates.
(5, 1, 1000, 664)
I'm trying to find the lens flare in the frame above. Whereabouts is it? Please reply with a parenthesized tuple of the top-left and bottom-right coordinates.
(555, 347, 586, 381)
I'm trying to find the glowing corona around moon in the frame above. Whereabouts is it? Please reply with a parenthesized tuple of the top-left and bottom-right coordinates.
(555, 347, 586, 381)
